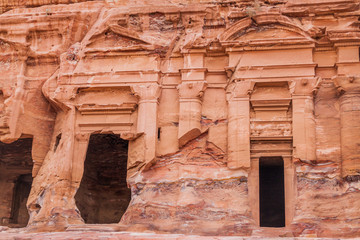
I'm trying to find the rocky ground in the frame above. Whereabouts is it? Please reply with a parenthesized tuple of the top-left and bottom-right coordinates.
(0, 225, 356, 240)
(0, 231, 353, 240)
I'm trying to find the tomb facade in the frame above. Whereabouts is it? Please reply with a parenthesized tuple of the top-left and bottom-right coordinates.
(0, 0, 359, 237)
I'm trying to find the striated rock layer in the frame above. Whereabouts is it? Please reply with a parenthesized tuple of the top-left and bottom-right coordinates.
(0, 0, 359, 238)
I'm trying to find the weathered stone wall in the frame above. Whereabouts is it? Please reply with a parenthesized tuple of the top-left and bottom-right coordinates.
(0, 0, 359, 238)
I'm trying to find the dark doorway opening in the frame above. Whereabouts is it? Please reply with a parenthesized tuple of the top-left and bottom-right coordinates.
(0, 138, 33, 227)
(10, 174, 32, 226)
(259, 156, 285, 227)
(75, 134, 131, 224)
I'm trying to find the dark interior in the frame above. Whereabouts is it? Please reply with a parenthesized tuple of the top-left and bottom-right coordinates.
(259, 156, 285, 227)
(10, 174, 32, 226)
(75, 134, 131, 224)
(0, 138, 33, 227)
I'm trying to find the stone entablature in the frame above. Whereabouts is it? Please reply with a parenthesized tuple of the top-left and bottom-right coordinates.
(0, 0, 359, 237)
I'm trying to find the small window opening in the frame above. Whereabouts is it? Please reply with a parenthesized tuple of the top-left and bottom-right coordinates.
(259, 156, 285, 228)
(54, 134, 61, 151)
(157, 127, 161, 141)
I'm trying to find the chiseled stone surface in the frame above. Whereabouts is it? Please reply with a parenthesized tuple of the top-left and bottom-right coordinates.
(0, 230, 356, 240)
(0, 0, 359, 238)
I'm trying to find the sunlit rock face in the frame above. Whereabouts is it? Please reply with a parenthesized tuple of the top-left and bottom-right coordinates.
(0, 0, 359, 238)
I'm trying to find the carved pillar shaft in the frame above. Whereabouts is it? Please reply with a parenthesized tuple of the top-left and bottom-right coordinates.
(71, 133, 90, 186)
(137, 98, 158, 162)
(7, 60, 27, 140)
(132, 84, 160, 163)
(226, 81, 252, 169)
(32, 136, 51, 177)
(339, 93, 360, 177)
(333, 76, 360, 178)
(27, 107, 84, 226)
(177, 82, 206, 146)
(178, 99, 202, 136)
(227, 97, 250, 169)
(292, 95, 316, 161)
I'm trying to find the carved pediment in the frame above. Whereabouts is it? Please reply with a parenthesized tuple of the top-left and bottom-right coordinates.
(234, 27, 307, 42)
(87, 24, 152, 51)
(219, 14, 316, 47)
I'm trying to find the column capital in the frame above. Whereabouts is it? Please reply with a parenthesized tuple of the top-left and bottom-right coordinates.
(333, 75, 360, 95)
(289, 77, 321, 96)
(131, 83, 161, 102)
(226, 81, 254, 101)
(177, 81, 207, 99)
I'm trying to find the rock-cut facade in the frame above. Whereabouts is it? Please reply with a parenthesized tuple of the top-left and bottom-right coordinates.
(0, 0, 359, 238)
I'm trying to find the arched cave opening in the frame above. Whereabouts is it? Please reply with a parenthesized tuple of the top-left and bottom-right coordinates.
(75, 134, 131, 224)
(259, 156, 285, 228)
(0, 138, 33, 227)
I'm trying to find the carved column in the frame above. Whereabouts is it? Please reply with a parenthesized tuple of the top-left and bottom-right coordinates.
(131, 84, 161, 165)
(71, 133, 90, 187)
(177, 81, 207, 146)
(334, 76, 360, 179)
(178, 49, 207, 147)
(7, 59, 27, 140)
(226, 81, 252, 169)
(27, 107, 84, 227)
(291, 78, 317, 162)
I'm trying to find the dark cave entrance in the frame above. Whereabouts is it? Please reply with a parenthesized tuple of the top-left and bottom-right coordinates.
(0, 138, 33, 227)
(75, 134, 131, 224)
(259, 156, 285, 228)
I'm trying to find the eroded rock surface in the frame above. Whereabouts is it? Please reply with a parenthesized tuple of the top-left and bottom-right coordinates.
(0, 0, 359, 238)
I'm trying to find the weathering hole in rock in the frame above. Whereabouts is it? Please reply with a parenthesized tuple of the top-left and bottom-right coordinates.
(75, 134, 131, 224)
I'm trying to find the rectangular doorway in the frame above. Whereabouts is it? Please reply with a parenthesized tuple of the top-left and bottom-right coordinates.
(259, 156, 285, 227)
(0, 138, 33, 227)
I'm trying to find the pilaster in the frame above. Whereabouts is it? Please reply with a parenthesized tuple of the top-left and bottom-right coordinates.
(291, 78, 318, 162)
(226, 81, 252, 169)
(131, 83, 161, 163)
(177, 81, 207, 146)
(178, 50, 207, 146)
(71, 133, 90, 186)
(334, 76, 360, 178)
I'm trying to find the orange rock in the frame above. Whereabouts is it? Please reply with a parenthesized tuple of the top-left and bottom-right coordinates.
(0, 0, 359, 238)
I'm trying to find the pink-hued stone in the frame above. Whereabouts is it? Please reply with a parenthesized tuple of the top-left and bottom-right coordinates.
(0, 0, 359, 238)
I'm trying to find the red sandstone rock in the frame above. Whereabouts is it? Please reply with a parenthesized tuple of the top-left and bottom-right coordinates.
(0, 0, 359, 238)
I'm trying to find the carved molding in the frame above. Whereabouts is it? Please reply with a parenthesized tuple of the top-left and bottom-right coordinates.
(76, 103, 137, 115)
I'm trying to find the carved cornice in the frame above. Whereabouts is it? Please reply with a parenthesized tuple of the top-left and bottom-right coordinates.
(328, 30, 360, 43)
(76, 103, 137, 115)
(282, 1, 359, 17)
